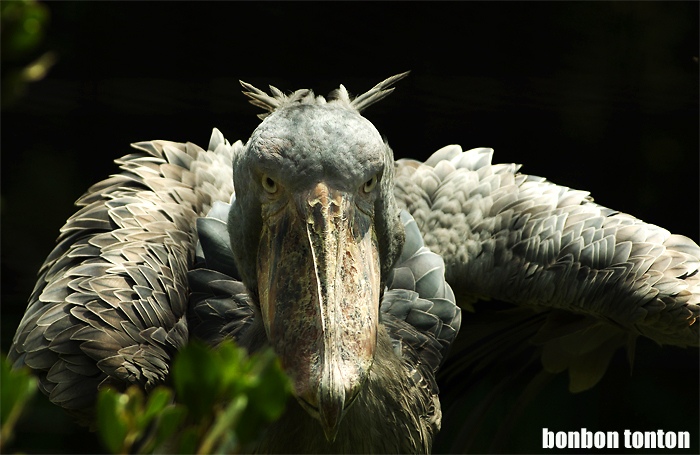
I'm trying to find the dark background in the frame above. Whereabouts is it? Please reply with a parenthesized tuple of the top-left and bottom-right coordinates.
(1, 1, 698, 453)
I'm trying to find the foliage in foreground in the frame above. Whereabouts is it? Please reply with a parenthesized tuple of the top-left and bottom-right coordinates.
(1, 353, 38, 450)
(1, 339, 291, 454)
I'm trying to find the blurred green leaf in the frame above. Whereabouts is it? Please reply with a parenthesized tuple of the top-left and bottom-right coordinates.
(170, 339, 291, 452)
(178, 427, 199, 454)
(124, 386, 145, 428)
(1, 0, 50, 58)
(235, 349, 291, 446)
(172, 340, 221, 422)
(147, 404, 187, 452)
(97, 385, 181, 454)
(249, 348, 291, 420)
(216, 339, 246, 393)
(96, 388, 129, 454)
(0, 353, 38, 450)
(198, 395, 247, 454)
(1, 0, 56, 109)
(142, 386, 173, 427)
(3, 339, 290, 454)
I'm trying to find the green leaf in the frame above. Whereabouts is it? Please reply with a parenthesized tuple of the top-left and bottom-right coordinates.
(172, 341, 221, 421)
(197, 395, 247, 455)
(248, 350, 291, 419)
(142, 386, 173, 426)
(144, 403, 187, 454)
(216, 340, 246, 393)
(97, 388, 129, 454)
(178, 426, 200, 455)
(165, 339, 291, 452)
(1, 0, 50, 58)
(235, 348, 291, 446)
(0, 353, 38, 449)
(124, 385, 145, 430)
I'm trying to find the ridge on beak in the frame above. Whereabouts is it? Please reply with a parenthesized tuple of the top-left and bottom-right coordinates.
(257, 181, 381, 441)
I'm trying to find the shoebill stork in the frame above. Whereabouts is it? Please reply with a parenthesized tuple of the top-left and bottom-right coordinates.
(8, 73, 700, 453)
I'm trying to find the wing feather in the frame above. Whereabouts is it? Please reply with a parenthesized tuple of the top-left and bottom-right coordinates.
(395, 144, 699, 347)
(395, 144, 699, 395)
(8, 129, 239, 425)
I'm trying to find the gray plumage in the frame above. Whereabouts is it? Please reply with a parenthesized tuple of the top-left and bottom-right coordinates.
(394, 144, 699, 392)
(9, 74, 699, 452)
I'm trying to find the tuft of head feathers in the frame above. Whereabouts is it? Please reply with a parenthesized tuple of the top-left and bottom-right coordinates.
(240, 72, 410, 119)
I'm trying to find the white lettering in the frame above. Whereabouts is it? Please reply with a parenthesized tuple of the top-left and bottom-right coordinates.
(556, 431, 567, 449)
(543, 428, 553, 449)
(581, 428, 592, 449)
(665, 430, 676, 449)
(644, 431, 656, 448)
(568, 431, 579, 448)
(604, 431, 618, 448)
(542, 429, 620, 449)
(631, 431, 643, 448)
(545, 428, 688, 449)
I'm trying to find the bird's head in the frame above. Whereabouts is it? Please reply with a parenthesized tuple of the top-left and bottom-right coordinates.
(227, 74, 408, 441)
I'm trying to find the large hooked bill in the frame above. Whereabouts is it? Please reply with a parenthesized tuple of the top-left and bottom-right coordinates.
(257, 181, 381, 441)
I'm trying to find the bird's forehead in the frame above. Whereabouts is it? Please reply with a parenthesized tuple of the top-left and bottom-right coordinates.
(246, 105, 386, 189)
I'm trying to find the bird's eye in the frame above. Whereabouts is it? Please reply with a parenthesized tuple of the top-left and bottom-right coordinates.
(363, 175, 378, 193)
(262, 174, 278, 194)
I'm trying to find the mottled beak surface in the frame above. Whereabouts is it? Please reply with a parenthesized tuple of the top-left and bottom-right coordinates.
(257, 182, 380, 441)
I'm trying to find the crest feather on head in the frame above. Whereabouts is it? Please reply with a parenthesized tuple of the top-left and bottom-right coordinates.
(240, 71, 410, 119)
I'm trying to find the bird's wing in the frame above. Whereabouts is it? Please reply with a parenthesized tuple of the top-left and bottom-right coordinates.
(8, 129, 238, 424)
(187, 196, 255, 347)
(382, 210, 462, 373)
(394, 144, 699, 392)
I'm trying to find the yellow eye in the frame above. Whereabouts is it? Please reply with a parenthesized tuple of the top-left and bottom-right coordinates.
(262, 174, 278, 194)
(363, 175, 378, 193)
